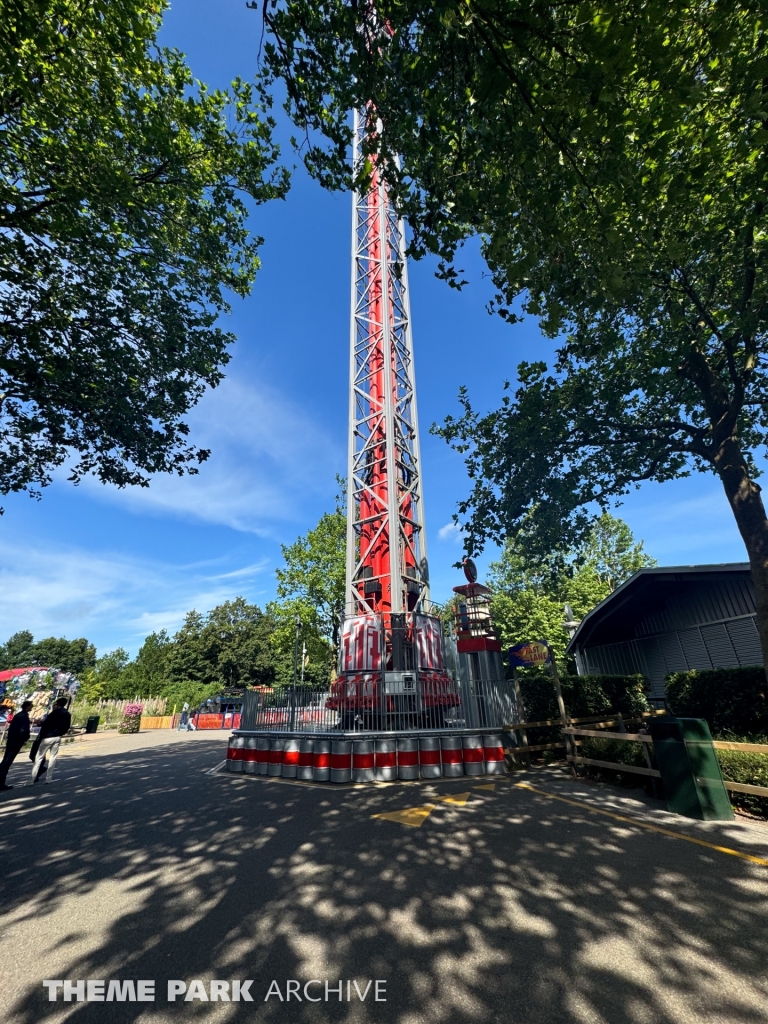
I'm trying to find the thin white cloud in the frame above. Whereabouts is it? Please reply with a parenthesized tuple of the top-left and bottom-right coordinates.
(437, 521, 463, 543)
(0, 538, 271, 654)
(82, 372, 342, 535)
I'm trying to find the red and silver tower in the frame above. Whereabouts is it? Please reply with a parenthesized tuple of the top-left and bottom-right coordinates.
(345, 107, 429, 621)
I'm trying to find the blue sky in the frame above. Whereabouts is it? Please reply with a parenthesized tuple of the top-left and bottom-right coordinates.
(0, 0, 755, 656)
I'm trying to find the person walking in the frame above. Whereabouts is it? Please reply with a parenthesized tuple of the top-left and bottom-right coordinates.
(30, 697, 71, 785)
(178, 702, 190, 731)
(0, 700, 33, 791)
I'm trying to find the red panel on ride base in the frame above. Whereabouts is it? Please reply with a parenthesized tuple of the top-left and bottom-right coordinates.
(462, 746, 484, 763)
(330, 751, 352, 770)
(268, 746, 284, 765)
(441, 747, 463, 765)
(353, 751, 374, 769)
(397, 748, 419, 767)
(283, 747, 300, 767)
(375, 749, 396, 768)
(419, 747, 441, 765)
(483, 743, 504, 760)
(314, 750, 331, 769)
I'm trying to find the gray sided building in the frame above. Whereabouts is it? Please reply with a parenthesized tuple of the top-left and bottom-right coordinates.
(566, 564, 763, 700)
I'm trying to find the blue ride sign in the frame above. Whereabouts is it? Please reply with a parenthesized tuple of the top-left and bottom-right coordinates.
(508, 641, 551, 667)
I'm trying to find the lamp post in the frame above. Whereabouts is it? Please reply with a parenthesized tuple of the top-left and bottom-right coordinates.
(289, 614, 301, 731)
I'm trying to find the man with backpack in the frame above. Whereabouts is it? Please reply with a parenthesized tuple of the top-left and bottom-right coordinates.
(30, 698, 71, 785)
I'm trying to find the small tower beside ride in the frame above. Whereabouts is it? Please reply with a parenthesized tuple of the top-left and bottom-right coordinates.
(452, 557, 505, 686)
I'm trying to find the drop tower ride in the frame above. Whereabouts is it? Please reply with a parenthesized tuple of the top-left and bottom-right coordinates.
(327, 106, 457, 730)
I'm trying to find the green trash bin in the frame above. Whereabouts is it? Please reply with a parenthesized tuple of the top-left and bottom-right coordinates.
(650, 716, 733, 821)
(85, 715, 100, 734)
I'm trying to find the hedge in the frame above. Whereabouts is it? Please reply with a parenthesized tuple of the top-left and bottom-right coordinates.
(716, 749, 768, 817)
(666, 667, 768, 738)
(518, 673, 651, 724)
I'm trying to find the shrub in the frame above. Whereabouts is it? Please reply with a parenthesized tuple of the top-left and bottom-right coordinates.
(666, 667, 768, 738)
(715, 749, 768, 817)
(119, 703, 144, 734)
(518, 673, 651, 723)
(578, 735, 655, 791)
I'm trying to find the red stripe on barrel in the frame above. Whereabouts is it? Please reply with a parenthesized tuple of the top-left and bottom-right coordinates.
(397, 749, 419, 766)
(441, 747, 463, 764)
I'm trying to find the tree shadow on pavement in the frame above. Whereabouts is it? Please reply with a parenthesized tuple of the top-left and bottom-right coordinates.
(1, 742, 767, 1024)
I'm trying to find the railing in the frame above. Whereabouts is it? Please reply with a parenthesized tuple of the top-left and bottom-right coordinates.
(561, 726, 768, 798)
(239, 678, 518, 734)
(502, 710, 668, 759)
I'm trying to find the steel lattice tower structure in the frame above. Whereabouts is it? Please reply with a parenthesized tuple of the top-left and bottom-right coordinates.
(345, 107, 430, 624)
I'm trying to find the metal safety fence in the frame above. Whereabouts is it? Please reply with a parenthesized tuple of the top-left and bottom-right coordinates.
(239, 677, 517, 734)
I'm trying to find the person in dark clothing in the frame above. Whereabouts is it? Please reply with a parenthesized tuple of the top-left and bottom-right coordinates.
(30, 698, 71, 785)
(0, 700, 33, 790)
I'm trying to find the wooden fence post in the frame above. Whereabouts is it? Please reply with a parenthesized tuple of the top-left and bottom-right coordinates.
(547, 645, 577, 778)
(511, 668, 530, 768)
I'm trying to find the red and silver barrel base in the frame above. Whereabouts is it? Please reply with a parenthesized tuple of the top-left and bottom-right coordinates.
(313, 740, 331, 782)
(226, 736, 245, 774)
(440, 735, 463, 777)
(462, 735, 485, 776)
(283, 738, 300, 779)
(419, 736, 441, 779)
(482, 734, 507, 775)
(374, 738, 397, 782)
(298, 739, 315, 781)
(268, 737, 285, 777)
(397, 737, 419, 780)
(331, 741, 353, 783)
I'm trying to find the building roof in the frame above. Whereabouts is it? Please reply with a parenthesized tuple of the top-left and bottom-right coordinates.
(565, 563, 751, 653)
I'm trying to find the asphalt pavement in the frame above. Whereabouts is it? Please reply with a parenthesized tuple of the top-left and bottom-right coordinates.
(1, 729, 767, 1024)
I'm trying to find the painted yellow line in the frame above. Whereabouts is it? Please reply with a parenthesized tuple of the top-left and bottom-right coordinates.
(474, 783, 496, 791)
(372, 804, 436, 827)
(514, 782, 768, 868)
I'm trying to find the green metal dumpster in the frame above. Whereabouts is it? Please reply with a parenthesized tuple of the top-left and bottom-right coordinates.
(85, 715, 100, 734)
(650, 716, 733, 821)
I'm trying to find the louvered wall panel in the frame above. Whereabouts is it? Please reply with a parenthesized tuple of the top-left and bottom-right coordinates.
(636, 637, 667, 698)
(634, 578, 756, 637)
(658, 632, 688, 674)
(677, 628, 712, 670)
(700, 623, 739, 668)
(725, 616, 763, 667)
(585, 642, 641, 676)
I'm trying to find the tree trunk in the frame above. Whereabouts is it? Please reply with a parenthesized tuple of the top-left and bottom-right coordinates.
(714, 436, 768, 680)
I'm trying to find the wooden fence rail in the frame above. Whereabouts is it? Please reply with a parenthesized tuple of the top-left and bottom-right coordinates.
(503, 717, 768, 800)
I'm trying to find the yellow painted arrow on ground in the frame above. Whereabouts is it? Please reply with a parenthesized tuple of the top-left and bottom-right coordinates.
(372, 804, 437, 827)
(435, 791, 471, 806)
(474, 783, 496, 791)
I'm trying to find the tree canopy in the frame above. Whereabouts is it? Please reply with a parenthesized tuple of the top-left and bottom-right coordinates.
(258, 0, 768, 672)
(274, 478, 346, 659)
(487, 513, 656, 659)
(0, 630, 96, 674)
(0, 0, 288, 505)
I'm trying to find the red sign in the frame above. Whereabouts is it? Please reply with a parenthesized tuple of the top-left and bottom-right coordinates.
(340, 615, 382, 672)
